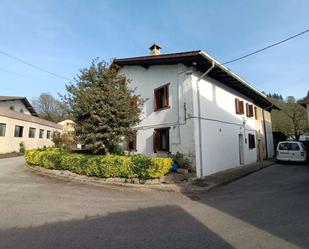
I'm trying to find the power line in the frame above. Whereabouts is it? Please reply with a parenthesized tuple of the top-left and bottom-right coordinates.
(0, 50, 71, 81)
(222, 29, 309, 65)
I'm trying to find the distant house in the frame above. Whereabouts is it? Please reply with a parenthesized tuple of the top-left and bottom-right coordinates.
(299, 90, 309, 124)
(114, 45, 278, 177)
(0, 96, 62, 154)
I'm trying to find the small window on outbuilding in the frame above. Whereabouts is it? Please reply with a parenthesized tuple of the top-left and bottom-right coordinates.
(154, 83, 169, 111)
(39, 129, 44, 139)
(153, 128, 170, 152)
(47, 130, 51, 139)
(14, 125, 24, 137)
(248, 133, 256, 149)
(28, 127, 36, 138)
(235, 98, 244, 114)
(0, 123, 6, 136)
(10, 105, 15, 111)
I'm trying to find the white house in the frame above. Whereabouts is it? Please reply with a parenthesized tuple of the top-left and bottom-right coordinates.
(114, 45, 277, 177)
(0, 96, 62, 154)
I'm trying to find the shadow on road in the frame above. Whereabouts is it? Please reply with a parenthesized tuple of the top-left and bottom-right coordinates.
(182, 163, 309, 248)
(0, 205, 234, 249)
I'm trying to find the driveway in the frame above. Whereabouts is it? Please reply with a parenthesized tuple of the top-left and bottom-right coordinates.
(0, 157, 309, 249)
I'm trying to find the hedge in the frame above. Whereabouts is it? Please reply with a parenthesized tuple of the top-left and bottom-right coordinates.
(25, 148, 173, 179)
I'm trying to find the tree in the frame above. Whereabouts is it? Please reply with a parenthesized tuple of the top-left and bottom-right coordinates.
(269, 96, 308, 140)
(63, 60, 143, 154)
(32, 93, 70, 123)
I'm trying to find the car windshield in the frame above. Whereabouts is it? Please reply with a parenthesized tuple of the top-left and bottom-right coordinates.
(278, 143, 289, 150)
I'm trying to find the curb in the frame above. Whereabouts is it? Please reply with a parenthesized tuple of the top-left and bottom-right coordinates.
(187, 161, 276, 193)
(26, 164, 182, 193)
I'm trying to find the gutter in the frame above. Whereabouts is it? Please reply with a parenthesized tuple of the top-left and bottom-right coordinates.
(196, 58, 215, 177)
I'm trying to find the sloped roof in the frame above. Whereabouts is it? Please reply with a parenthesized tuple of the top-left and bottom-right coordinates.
(0, 96, 38, 116)
(0, 109, 62, 129)
(114, 50, 279, 110)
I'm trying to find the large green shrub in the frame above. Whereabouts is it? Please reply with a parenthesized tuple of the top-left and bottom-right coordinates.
(25, 148, 172, 179)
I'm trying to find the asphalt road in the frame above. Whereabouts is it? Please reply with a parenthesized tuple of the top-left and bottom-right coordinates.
(0, 157, 308, 249)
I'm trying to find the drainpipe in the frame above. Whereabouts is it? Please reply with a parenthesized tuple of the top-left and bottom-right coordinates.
(196, 60, 215, 177)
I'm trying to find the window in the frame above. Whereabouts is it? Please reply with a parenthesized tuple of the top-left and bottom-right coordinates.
(254, 107, 258, 120)
(246, 103, 254, 117)
(127, 134, 137, 151)
(248, 133, 256, 149)
(28, 127, 36, 138)
(153, 128, 170, 152)
(0, 123, 6, 136)
(289, 143, 300, 151)
(39, 129, 44, 139)
(154, 83, 169, 111)
(47, 130, 51, 139)
(10, 105, 15, 111)
(20, 108, 24, 113)
(14, 125, 24, 137)
(235, 98, 244, 114)
(279, 143, 289, 150)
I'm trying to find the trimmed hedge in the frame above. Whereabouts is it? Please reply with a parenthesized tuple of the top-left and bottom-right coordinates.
(25, 148, 172, 179)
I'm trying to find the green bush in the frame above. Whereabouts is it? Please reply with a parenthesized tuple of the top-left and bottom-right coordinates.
(24, 148, 172, 179)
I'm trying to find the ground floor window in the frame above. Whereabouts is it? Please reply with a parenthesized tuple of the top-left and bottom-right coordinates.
(127, 134, 137, 151)
(153, 128, 170, 152)
(47, 130, 51, 139)
(39, 129, 44, 139)
(28, 127, 36, 138)
(248, 133, 256, 149)
(14, 125, 24, 137)
(0, 123, 6, 136)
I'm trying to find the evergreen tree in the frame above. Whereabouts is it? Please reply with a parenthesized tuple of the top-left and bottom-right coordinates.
(64, 60, 143, 154)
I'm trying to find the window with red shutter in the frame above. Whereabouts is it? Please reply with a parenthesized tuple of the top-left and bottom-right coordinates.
(153, 128, 170, 152)
(246, 104, 254, 117)
(128, 134, 137, 151)
(235, 98, 244, 115)
(154, 83, 170, 111)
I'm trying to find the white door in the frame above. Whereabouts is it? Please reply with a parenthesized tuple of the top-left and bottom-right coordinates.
(239, 134, 244, 165)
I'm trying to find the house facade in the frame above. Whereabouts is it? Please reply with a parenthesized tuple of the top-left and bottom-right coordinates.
(0, 96, 62, 154)
(114, 46, 277, 177)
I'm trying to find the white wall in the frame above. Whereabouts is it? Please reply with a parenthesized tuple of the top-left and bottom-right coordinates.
(0, 100, 31, 115)
(120, 64, 196, 161)
(0, 115, 61, 153)
(191, 73, 259, 176)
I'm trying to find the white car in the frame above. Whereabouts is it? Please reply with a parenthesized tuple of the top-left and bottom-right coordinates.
(276, 141, 307, 162)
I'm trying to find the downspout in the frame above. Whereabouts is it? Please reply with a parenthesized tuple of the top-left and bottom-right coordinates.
(196, 60, 215, 177)
(262, 103, 274, 159)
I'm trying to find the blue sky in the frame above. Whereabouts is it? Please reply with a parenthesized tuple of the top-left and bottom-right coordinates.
(0, 0, 308, 101)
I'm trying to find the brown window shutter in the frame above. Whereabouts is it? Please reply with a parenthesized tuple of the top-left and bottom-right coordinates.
(154, 90, 158, 111)
(133, 134, 137, 150)
(239, 101, 244, 114)
(153, 130, 160, 153)
(249, 105, 254, 117)
(246, 103, 249, 117)
(164, 85, 169, 107)
(235, 98, 240, 114)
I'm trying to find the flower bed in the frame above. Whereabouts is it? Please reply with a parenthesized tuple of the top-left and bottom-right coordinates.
(25, 148, 173, 179)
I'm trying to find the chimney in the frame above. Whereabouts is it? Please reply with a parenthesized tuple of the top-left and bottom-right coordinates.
(149, 43, 161, 55)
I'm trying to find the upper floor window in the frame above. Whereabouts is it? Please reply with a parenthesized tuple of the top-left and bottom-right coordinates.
(39, 129, 44, 139)
(246, 103, 254, 117)
(153, 128, 170, 152)
(0, 123, 6, 136)
(154, 83, 170, 111)
(14, 125, 24, 137)
(29, 127, 36, 138)
(235, 98, 244, 114)
(254, 107, 258, 120)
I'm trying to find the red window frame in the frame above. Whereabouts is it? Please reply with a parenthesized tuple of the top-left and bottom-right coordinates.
(235, 98, 244, 115)
(154, 83, 170, 111)
(153, 128, 170, 152)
